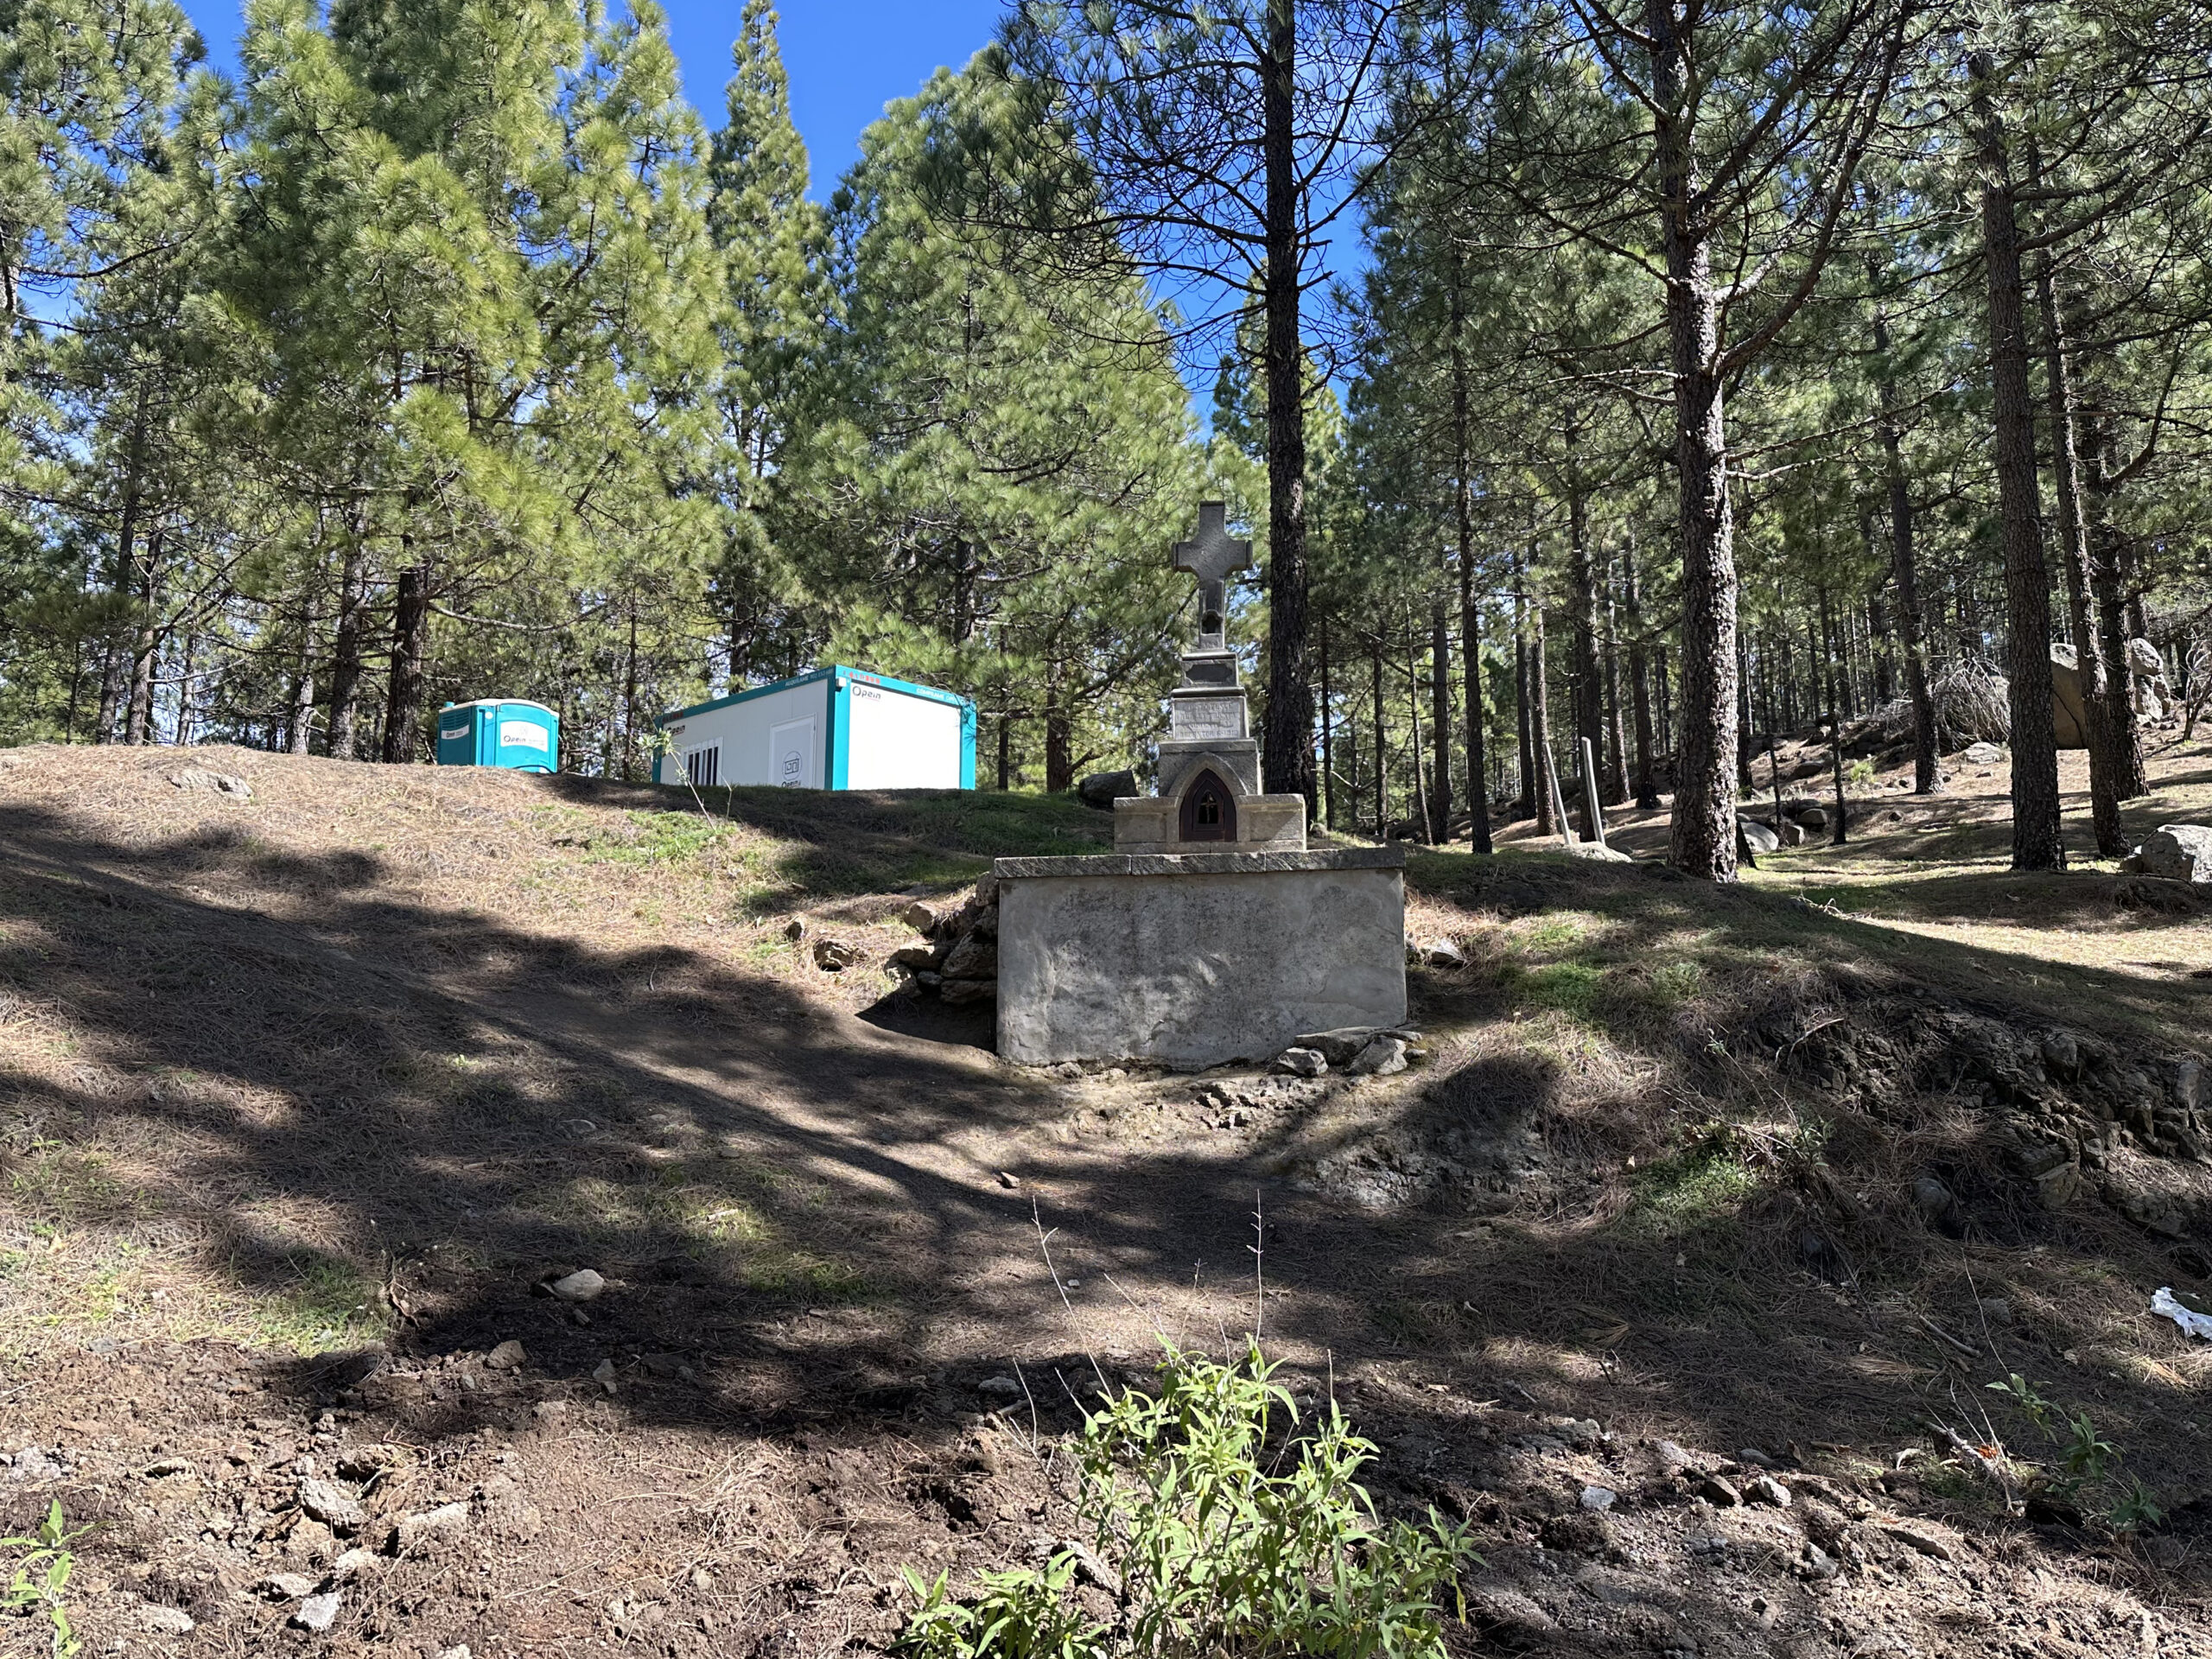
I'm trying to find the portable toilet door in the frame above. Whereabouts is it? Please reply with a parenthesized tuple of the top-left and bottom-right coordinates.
(435, 700, 559, 773)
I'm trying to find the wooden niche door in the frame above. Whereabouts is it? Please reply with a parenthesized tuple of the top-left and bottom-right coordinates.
(1177, 768, 1236, 842)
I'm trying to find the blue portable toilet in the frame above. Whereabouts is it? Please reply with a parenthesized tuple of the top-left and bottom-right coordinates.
(435, 700, 559, 773)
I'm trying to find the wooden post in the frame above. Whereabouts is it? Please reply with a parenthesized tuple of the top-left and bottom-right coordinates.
(1580, 736, 1608, 849)
(1543, 744, 1575, 848)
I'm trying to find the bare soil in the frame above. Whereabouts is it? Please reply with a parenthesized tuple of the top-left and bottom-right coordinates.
(3, 739, 2210, 1658)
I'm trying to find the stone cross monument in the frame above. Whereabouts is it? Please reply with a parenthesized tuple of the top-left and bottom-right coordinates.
(1111, 502, 1307, 854)
(990, 499, 1408, 1066)
(1173, 499, 1249, 644)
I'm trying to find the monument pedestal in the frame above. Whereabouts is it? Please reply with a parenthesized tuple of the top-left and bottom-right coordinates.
(994, 848, 1406, 1067)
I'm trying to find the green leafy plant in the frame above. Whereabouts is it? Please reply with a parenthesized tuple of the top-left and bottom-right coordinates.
(899, 1343, 1473, 1659)
(3, 1500, 89, 1658)
(1986, 1374, 2150, 1531)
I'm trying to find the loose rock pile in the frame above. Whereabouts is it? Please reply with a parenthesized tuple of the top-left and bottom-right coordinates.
(887, 876, 1001, 1006)
(1270, 1025, 1427, 1080)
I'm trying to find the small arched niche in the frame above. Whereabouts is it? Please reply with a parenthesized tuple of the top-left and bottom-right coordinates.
(1177, 766, 1236, 843)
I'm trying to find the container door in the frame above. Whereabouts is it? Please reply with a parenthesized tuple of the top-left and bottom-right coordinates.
(768, 718, 816, 789)
(496, 705, 554, 771)
(436, 709, 475, 766)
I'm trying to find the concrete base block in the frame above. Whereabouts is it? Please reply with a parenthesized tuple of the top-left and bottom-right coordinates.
(994, 849, 1407, 1067)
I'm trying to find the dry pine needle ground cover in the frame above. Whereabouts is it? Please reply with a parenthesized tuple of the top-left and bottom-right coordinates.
(2, 737, 2210, 1658)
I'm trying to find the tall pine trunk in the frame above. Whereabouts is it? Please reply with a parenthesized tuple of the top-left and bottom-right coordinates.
(287, 596, 318, 754)
(1259, 0, 1313, 810)
(1448, 250, 1491, 852)
(1513, 554, 1535, 819)
(1649, 0, 1740, 879)
(1873, 302, 1941, 792)
(2033, 245, 2123, 855)
(1564, 456, 1602, 798)
(1624, 535, 1659, 808)
(1529, 590, 1555, 837)
(1971, 54, 2063, 870)
(327, 517, 371, 760)
(1602, 556, 1630, 805)
(1428, 600, 1453, 836)
(2082, 415, 2148, 800)
(1370, 631, 1386, 836)
(381, 563, 432, 765)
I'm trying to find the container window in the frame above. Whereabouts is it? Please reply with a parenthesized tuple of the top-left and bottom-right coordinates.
(686, 747, 720, 787)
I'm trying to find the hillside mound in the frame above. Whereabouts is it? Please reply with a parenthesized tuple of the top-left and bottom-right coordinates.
(2, 741, 2209, 1659)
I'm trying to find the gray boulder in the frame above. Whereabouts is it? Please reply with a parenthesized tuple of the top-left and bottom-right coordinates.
(1295, 1027, 1382, 1066)
(2139, 824, 2212, 884)
(1273, 1046, 1327, 1078)
(1346, 1036, 1408, 1077)
(941, 937, 998, 980)
(1793, 803, 1828, 830)
(1564, 842, 1633, 862)
(1076, 769, 1137, 810)
(1963, 741, 2004, 765)
(1738, 819, 1779, 855)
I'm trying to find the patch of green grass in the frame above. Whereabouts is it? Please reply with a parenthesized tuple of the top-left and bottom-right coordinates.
(248, 1251, 385, 1353)
(1505, 960, 1606, 1023)
(1627, 1135, 1759, 1229)
(7, 1149, 135, 1224)
(1643, 958, 1707, 1010)
(594, 811, 736, 867)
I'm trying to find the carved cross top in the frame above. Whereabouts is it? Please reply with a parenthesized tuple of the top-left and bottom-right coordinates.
(1173, 501, 1250, 638)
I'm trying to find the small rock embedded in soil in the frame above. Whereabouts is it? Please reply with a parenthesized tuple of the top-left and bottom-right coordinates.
(260, 1572, 318, 1600)
(1880, 1522, 1953, 1560)
(550, 1268, 605, 1303)
(1745, 1474, 1792, 1507)
(996, 1170, 1020, 1189)
(977, 1375, 1022, 1397)
(1273, 1046, 1327, 1077)
(593, 1359, 618, 1389)
(391, 1503, 471, 1554)
(1653, 1440, 1699, 1474)
(292, 1590, 343, 1632)
(811, 937, 860, 970)
(1580, 1484, 1618, 1511)
(1700, 1474, 1743, 1507)
(299, 1476, 366, 1532)
(1347, 1036, 1408, 1077)
(139, 1605, 197, 1634)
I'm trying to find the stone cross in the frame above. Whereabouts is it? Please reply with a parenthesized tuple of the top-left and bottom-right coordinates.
(1172, 501, 1251, 640)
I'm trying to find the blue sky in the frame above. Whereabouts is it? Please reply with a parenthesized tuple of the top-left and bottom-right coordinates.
(176, 0, 1011, 199)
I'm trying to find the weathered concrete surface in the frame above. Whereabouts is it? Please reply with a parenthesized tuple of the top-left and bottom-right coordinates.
(995, 849, 1406, 1066)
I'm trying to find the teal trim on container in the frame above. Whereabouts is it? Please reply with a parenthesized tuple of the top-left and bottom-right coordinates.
(654, 668, 835, 728)
(827, 671, 850, 788)
(653, 666, 976, 791)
